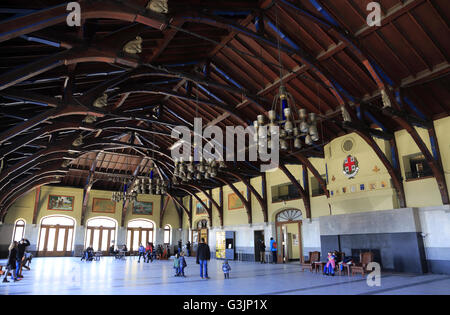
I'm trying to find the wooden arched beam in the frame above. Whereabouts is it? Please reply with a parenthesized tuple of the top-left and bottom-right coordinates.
(0, 121, 96, 158)
(215, 177, 252, 224)
(355, 130, 406, 208)
(225, 171, 268, 223)
(0, 102, 105, 146)
(0, 163, 67, 208)
(0, 0, 168, 44)
(109, 85, 248, 126)
(0, 152, 69, 192)
(278, 163, 311, 219)
(159, 195, 172, 228)
(291, 153, 329, 198)
(0, 2, 348, 114)
(176, 186, 212, 227)
(167, 192, 192, 228)
(183, 184, 223, 226)
(0, 177, 62, 222)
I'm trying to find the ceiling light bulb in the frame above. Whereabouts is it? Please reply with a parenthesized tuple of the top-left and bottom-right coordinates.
(299, 121, 309, 133)
(305, 134, 312, 145)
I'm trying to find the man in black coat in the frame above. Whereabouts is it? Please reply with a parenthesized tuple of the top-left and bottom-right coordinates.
(16, 238, 30, 278)
(259, 240, 266, 264)
(196, 238, 210, 279)
(178, 240, 182, 254)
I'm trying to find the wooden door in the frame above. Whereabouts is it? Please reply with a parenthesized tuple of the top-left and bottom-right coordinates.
(127, 228, 153, 253)
(38, 224, 73, 257)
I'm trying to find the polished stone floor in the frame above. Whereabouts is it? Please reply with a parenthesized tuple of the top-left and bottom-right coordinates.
(0, 257, 449, 295)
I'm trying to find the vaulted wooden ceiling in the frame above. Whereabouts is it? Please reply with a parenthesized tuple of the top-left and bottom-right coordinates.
(0, 0, 448, 220)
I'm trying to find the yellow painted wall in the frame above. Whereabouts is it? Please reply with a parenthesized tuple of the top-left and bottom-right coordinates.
(6, 117, 450, 229)
(5, 185, 181, 229)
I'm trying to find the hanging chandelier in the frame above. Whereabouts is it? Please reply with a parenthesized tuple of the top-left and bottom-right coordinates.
(136, 176, 169, 195)
(254, 85, 319, 151)
(173, 157, 226, 183)
(111, 177, 138, 203)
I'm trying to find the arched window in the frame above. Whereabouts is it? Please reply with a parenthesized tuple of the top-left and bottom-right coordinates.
(85, 217, 117, 252)
(276, 209, 303, 222)
(38, 215, 75, 256)
(126, 219, 154, 252)
(12, 219, 26, 242)
(163, 225, 172, 245)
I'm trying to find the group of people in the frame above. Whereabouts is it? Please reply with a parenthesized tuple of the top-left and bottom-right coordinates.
(3, 239, 31, 283)
(2, 237, 238, 283)
(257, 237, 278, 264)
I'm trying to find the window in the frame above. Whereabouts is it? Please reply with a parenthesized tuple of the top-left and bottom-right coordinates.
(85, 217, 117, 252)
(126, 219, 154, 252)
(271, 181, 301, 203)
(38, 215, 75, 256)
(403, 153, 433, 180)
(12, 219, 26, 242)
(163, 225, 171, 245)
(311, 175, 327, 197)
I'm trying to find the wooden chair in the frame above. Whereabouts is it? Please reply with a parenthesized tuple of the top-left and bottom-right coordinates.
(300, 251, 320, 272)
(351, 252, 374, 276)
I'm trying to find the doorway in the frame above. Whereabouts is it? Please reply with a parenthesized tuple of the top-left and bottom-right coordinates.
(275, 209, 303, 264)
(254, 230, 265, 262)
(85, 217, 117, 254)
(37, 216, 75, 257)
(126, 219, 154, 253)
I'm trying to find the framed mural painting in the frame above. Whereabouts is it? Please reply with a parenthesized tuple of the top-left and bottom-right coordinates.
(133, 201, 153, 215)
(92, 198, 116, 213)
(47, 195, 74, 211)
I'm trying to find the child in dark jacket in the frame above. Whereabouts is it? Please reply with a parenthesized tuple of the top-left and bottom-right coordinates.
(222, 260, 231, 279)
(178, 252, 187, 277)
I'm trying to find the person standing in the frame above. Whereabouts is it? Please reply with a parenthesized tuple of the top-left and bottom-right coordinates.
(179, 252, 187, 277)
(259, 240, 266, 264)
(186, 241, 191, 257)
(16, 238, 30, 278)
(145, 242, 153, 263)
(2, 241, 18, 283)
(222, 260, 231, 279)
(173, 253, 180, 276)
(137, 243, 145, 263)
(178, 239, 182, 254)
(196, 238, 210, 279)
(270, 237, 277, 264)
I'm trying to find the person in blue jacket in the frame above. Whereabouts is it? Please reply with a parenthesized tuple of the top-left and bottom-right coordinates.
(137, 243, 145, 263)
(222, 260, 231, 279)
(270, 237, 277, 264)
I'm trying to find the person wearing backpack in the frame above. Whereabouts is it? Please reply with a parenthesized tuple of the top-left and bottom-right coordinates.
(270, 237, 277, 264)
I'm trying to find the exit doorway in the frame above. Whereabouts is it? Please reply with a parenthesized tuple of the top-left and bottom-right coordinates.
(275, 209, 303, 264)
(254, 230, 265, 262)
